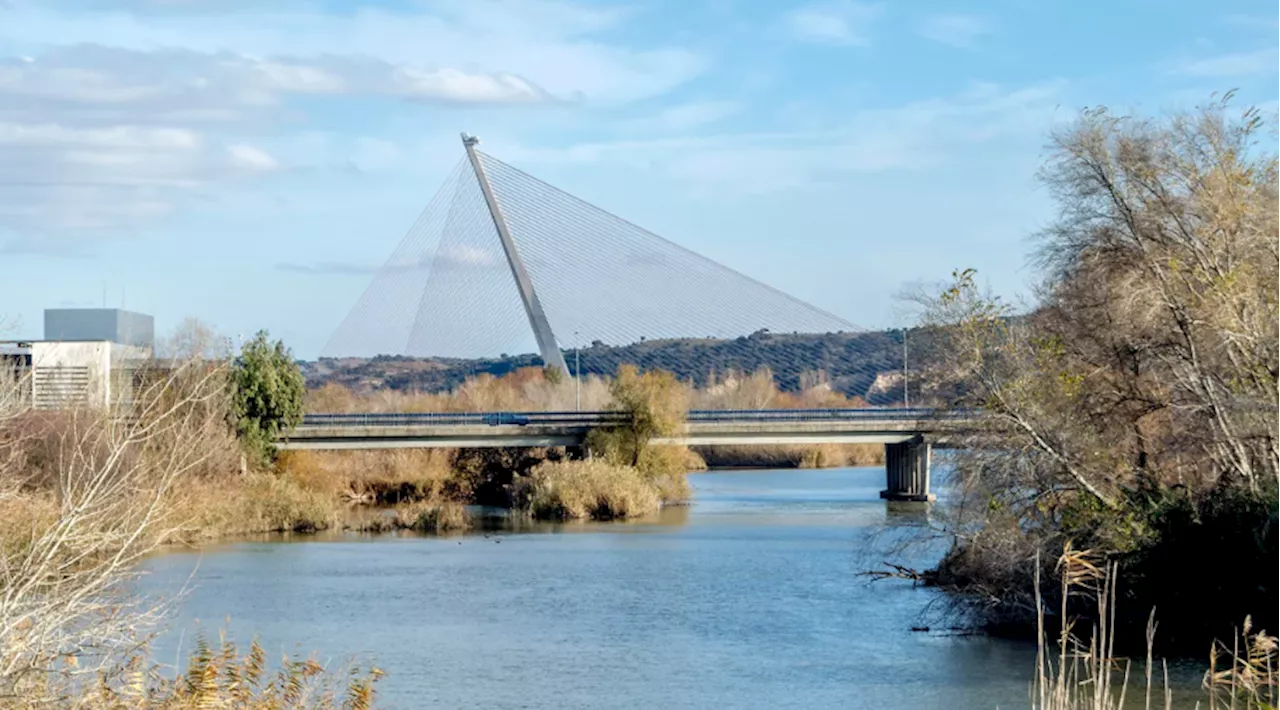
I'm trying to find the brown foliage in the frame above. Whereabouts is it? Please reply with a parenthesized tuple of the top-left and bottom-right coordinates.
(514, 459, 664, 521)
(912, 97, 1279, 650)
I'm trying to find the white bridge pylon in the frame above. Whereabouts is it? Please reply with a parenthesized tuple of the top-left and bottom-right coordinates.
(323, 133, 860, 367)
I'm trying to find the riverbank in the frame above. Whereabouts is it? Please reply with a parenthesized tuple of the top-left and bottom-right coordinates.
(694, 443, 882, 469)
(154, 445, 701, 544)
(158, 440, 894, 544)
(138, 467, 1239, 709)
(906, 101, 1278, 657)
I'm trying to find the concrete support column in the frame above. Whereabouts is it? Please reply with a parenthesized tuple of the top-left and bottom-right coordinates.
(880, 436, 934, 502)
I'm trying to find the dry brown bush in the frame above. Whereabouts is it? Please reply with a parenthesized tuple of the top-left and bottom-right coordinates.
(910, 97, 1278, 650)
(0, 359, 240, 703)
(277, 448, 455, 504)
(515, 460, 663, 521)
(696, 443, 883, 468)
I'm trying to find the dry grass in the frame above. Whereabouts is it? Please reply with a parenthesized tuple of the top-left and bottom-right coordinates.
(165, 473, 339, 542)
(4, 634, 382, 709)
(314, 363, 874, 415)
(690, 367, 868, 410)
(307, 368, 613, 414)
(696, 443, 884, 469)
(352, 501, 472, 535)
(277, 449, 455, 505)
(514, 460, 665, 521)
(399, 500, 470, 534)
(1028, 544, 1279, 710)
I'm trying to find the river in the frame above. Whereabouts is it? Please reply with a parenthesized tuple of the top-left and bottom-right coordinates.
(139, 466, 1200, 709)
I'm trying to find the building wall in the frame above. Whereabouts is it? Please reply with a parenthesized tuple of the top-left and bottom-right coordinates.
(30, 341, 111, 408)
(43, 309, 155, 350)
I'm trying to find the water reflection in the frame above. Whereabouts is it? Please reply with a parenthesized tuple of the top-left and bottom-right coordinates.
(139, 467, 1203, 710)
(882, 501, 934, 528)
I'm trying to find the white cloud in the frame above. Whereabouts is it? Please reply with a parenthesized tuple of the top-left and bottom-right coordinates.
(0, 123, 199, 149)
(507, 81, 1065, 195)
(226, 144, 280, 171)
(786, 1, 884, 46)
(0, 0, 707, 246)
(277, 243, 503, 277)
(0, 47, 540, 243)
(916, 14, 991, 49)
(1177, 48, 1279, 77)
(621, 100, 740, 133)
(2, 3, 703, 104)
(0, 119, 280, 239)
(437, 244, 501, 270)
(391, 67, 545, 103)
(0, 47, 551, 123)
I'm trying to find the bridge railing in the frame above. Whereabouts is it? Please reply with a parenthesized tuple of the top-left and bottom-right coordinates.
(685, 407, 944, 421)
(298, 407, 969, 428)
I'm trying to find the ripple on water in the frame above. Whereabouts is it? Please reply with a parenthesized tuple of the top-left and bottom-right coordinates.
(139, 467, 1204, 710)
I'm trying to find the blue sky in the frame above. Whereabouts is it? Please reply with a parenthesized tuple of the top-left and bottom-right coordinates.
(0, 0, 1275, 357)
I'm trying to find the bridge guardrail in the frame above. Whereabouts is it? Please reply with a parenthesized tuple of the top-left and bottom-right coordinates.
(297, 408, 972, 429)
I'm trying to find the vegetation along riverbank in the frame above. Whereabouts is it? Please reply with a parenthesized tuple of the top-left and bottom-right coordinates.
(0, 97, 1274, 708)
(893, 98, 1278, 658)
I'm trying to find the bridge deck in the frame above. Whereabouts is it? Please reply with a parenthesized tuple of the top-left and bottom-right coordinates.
(278, 409, 967, 450)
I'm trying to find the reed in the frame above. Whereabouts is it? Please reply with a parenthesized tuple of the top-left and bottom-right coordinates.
(5, 634, 383, 710)
(695, 443, 883, 469)
(514, 460, 664, 521)
(1028, 544, 1278, 710)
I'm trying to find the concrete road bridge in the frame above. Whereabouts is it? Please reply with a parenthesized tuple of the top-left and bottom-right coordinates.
(280, 408, 975, 502)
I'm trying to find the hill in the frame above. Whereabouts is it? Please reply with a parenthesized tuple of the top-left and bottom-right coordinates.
(302, 328, 925, 405)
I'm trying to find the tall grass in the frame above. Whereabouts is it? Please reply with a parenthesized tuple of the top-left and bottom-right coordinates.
(1033, 546, 1134, 710)
(165, 473, 340, 542)
(306, 368, 613, 414)
(690, 366, 868, 410)
(277, 449, 455, 504)
(309, 365, 873, 416)
(696, 443, 884, 469)
(9, 634, 382, 709)
(1029, 544, 1278, 710)
(514, 460, 666, 521)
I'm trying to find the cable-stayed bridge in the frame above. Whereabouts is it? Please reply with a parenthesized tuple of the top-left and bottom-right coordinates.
(314, 134, 952, 500)
(323, 134, 859, 370)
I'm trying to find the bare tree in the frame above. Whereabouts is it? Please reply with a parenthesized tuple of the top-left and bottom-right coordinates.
(909, 97, 1278, 644)
(0, 357, 232, 704)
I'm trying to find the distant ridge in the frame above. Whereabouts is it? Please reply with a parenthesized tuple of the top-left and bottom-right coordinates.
(304, 328, 927, 406)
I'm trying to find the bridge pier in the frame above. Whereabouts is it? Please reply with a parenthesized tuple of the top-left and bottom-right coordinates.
(881, 436, 934, 502)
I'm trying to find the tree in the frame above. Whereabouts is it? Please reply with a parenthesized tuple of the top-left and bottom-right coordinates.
(229, 331, 304, 467)
(911, 97, 1278, 650)
(586, 364, 687, 468)
(0, 357, 231, 701)
(159, 317, 232, 361)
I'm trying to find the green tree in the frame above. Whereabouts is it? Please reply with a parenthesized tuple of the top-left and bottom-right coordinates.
(230, 331, 304, 467)
(586, 364, 687, 468)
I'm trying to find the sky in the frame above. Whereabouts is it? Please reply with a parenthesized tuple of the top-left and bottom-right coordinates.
(0, 0, 1276, 358)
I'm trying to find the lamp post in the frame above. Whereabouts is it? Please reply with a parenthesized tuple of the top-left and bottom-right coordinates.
(902, 328, 909, 408)
(574, 331, 581, 412)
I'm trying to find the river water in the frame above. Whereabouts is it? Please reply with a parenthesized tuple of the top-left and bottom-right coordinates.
(139, 467, 1199, 709)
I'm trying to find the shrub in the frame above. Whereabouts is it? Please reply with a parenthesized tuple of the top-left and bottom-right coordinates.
(230, 331, 305, 467)
(169, 473, 338, 541)
(406, 501, 471, 533)
(59, 634, 383, 710)
(277, 448, 455, 505)
(514, 460, 662, 521)
(446, 447, 567, 507)
(909, 98, 1278, 651)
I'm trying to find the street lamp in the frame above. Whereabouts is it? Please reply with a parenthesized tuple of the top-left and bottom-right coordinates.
(902, 328, 909, 408)
(574, 331, 581, 412)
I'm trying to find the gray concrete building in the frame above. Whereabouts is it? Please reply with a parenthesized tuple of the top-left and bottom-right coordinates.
(0, 308, 154, 409)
